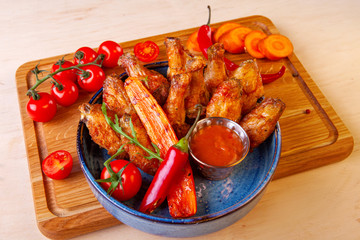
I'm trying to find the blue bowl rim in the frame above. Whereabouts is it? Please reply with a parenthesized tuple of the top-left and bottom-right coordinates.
(76, 61, 282, 224)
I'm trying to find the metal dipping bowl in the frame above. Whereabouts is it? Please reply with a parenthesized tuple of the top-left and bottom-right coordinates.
(188, 117, 250, 180)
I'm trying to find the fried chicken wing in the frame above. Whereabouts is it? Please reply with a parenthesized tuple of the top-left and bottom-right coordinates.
(163, 73, 191, 138)
(164, 37, 207, 134)
(118, 52, 169, 105)
(185, 68, 209, 119)
(230, 60, 264, 115)
(119, 113, 160, 175)
(164, 37, 186, 79)
(204, 43, 228, 95)
(164, 37, 206, 79)
(240, 97, 285, 149)
(103, 73, 136, 116)
(79, 103, 127, 158)
(206, 78, 243, 123)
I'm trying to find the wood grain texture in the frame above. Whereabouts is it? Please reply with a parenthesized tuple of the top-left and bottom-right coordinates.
(15, 15, 353, 239)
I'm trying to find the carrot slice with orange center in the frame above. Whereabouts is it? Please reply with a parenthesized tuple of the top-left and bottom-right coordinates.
(244, 30, 267, 58)
(258, 34, 293, 60)
(218, 26, 252, 54)
(213, 22, 242, 43)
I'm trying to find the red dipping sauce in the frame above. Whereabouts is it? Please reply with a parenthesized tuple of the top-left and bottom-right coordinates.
(190, 125, 244, 167)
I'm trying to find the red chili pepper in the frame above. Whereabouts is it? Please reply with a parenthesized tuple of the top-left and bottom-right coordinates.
(139, 145, 188, 214)
(261, 65, 286, 84)
(197, 6, 213, 58)
(138, 106, 202, 214)
(197, 6, 239, 71)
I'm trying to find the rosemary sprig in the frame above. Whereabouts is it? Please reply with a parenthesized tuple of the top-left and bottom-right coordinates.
(26, 54, 105, 100)
(101, 102, 163, 162)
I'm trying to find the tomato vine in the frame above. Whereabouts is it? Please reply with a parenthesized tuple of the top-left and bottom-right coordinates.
(26, 54, 104, 100)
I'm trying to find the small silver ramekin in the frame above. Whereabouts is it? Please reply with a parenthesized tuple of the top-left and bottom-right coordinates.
(188, 117, 250, 180)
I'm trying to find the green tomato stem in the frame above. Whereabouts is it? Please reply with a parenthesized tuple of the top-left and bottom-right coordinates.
(26, 54, 103, 100)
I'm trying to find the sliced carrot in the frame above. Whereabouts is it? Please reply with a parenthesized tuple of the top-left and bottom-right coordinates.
(124, 76, 197, 218)
(244, 30, 267, 58)
(258, 34, 293, 60)
(186, 31, 201, 52)
(213, 22, 242, 43)
(124, 77, 178, 156)
(218, 26, 252, 54)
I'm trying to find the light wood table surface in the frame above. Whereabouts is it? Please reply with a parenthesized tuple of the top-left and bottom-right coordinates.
(1, 1, 359, 239)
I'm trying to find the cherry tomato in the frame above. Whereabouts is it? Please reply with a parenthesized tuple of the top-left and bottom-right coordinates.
(26, 92, 57, 122)
(51, 60, 77, 82)
(98, 40, 123, 68)
(51, 78, 79, 107)
(42, 150, 73, 180)
(74, 46, 98, 65)
(134, 41, 159, 62)
(77, 65, 105, 92)
(100, 160, 142, 201)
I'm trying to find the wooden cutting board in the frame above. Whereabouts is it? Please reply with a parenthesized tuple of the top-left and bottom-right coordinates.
(15, 15, 353, 239)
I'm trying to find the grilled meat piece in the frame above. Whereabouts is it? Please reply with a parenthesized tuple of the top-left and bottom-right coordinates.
(164, 37, 186, 79)
(185, 68, 209, 119)
(79, 103, 127, 158)
(164, 37, 206, 80)
(206, 78, 243, 123)
(103, 73, 136, 116)
(164, 37, 207, 135)
(229, 59, 264, 115)
(118, 52, 169, 105)
(204, 43, 228, 95)
(163, 73, 191, 138)
(240, 97, 286, 149)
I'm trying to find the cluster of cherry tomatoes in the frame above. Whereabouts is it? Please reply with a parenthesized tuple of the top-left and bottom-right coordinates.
(26, 40, 124, 122)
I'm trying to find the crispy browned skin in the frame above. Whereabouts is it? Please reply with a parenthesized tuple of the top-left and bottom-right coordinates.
(118, 52, 169, 105)
(165, 37, 186, 79)
(185, 68, 209, 119)
(103, 73, 136, 116)
(204, 43, 228, 95)
(240, 97, 286, 149)
(163, 73, 191, 138)
(230, 60, 264, 115)
(119, 113, 160, 175)
(206, 78, 243, 123)
(79, 103, 127, 158)
(164, 37, 205, 79)
(164, 37, 207, 134)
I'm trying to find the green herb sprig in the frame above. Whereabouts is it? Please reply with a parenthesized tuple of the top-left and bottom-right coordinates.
(101, 102, 163, 162)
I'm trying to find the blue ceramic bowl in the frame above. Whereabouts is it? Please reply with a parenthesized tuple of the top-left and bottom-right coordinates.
(76, 62, 282, 238)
